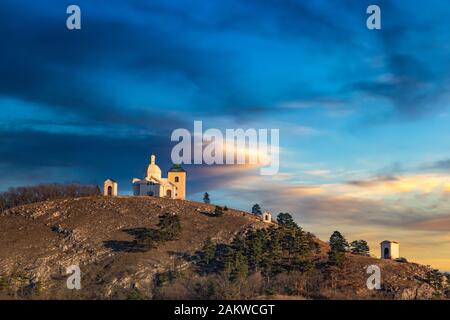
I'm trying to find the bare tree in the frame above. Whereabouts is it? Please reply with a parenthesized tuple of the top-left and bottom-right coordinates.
(0, 183, 101, 211)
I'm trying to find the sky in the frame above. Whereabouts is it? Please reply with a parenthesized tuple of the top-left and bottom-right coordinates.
(1, 0, 450, 270)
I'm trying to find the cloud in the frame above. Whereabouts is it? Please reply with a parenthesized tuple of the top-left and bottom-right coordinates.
(303, 170, 332, 178)
(203, 170, 450, 232)
(340, 174, 450, 198)
(3, 0, 448, 133)
(408, 216, 450, 232)
(199, 169, 450, 270)
(0, 1, 242, 123)
(349, 0, 450, 120)
(426, 159, 450, 171)
(352, 54, 447, 118)
(0, 127, 178, 192)
(211, 0, 363, 46)
(347, 175, 399, 188)
(279, 97, 347, 110)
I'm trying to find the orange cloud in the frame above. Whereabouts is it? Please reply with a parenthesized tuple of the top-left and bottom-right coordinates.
(206, 170, 450, 271)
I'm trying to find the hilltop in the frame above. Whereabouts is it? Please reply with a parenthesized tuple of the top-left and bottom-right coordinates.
(0, 196, 446, 299)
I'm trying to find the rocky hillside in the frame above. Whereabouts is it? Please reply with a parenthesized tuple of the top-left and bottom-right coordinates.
(0, 196, 269, 299)
(0, 196, 446, 300)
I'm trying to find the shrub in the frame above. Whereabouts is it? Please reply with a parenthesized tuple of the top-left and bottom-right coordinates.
(214, 206, 224, 217)
(0, 275, 9, 291)
(127, 288, 147, 300)
(350, 240, 370, 256)
(0, 183, 100, 211)
(157, 213, 182, 241)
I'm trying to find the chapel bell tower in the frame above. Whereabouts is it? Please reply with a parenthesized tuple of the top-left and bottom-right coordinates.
(168, 164, 186, 200)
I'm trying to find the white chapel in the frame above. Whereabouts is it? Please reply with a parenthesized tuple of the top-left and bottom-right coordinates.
(132, 154, 186, 199)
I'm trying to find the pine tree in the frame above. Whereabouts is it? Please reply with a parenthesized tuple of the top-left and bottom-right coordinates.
(157, 213, 181, 241)
(246, 229, 265, 271)
(231, 235, 246, 253)
(276, 217, 315, 270)
(203, 192, 210, 204)
(291, 228, 312, 260)
(218, 245, 235, 277)
(251, 204, 262, 215)
(231, 251, 248, 281)
(306, 232, 321, 254)
(276, 212, 297, 228)
(275, 213, 310, 263)
(201, 237, 216, 267)
(261, 226, 283, 279)
(328, 231, 349, 266)
(350, 240, 370, 256)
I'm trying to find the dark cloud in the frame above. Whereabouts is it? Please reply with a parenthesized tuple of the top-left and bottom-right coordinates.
(349, 0, 450, 120)
(352, 53, 446, 118)
(0, 1, 234, 124)
(375, 162, 405, 176)
(129, 0, 359, 45)
(347, 175, 399, 188)
(1, 0, 449, 197)
(0, 127, 175, 191)
(425, 159, 450, 171)
(214, 0, 354, 45)
(4, 0, 446, 127)
(0, 125, 254, 196)
(0, 0, 381, 125)
(187, 165, 260, 194)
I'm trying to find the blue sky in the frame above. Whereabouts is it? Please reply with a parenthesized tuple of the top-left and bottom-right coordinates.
(1, 0, 450, 269)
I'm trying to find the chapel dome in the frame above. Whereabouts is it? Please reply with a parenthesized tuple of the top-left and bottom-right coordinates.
(146, 154, 161, 180)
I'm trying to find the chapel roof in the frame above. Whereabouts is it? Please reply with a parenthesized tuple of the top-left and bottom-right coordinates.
(380, 240, 399, 244)
(169, 164, 186, 172)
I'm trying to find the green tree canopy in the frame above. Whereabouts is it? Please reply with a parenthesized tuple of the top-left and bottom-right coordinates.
(328, 231, 349, 266)
(201, 237, 216, 266)
(251, 204, 262, 215)
(350, 240, 370, 256)
(276, 212, 297, 229)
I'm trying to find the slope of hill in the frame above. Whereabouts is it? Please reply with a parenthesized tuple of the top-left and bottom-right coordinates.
(0, 196, 269, 299)
(0, 196, 446, 300)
